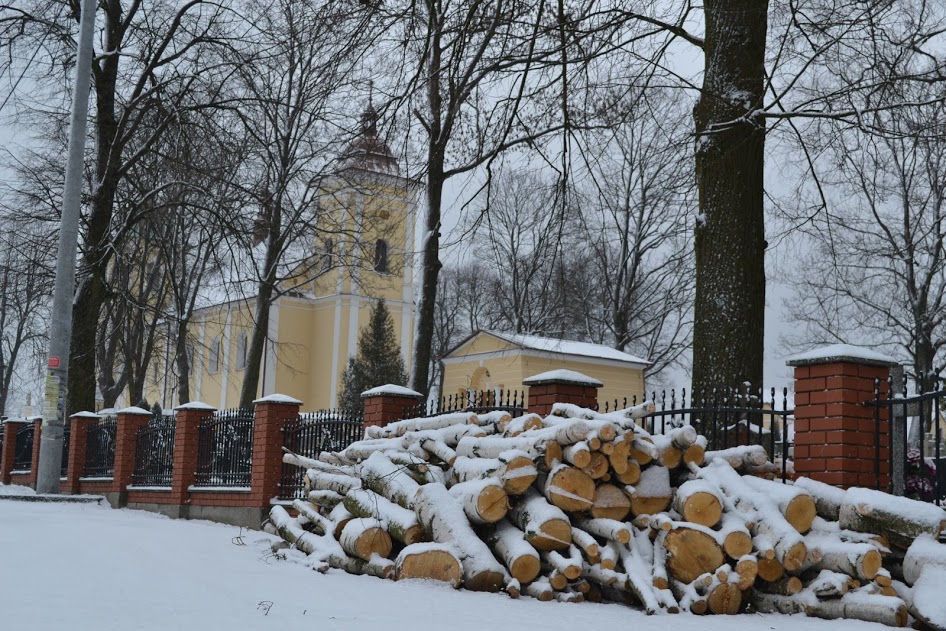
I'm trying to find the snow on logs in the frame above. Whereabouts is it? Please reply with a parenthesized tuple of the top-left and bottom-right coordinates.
(272, 402, 946, 626)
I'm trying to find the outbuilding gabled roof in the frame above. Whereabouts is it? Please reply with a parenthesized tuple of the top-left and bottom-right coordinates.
(444, 330, 651, 367)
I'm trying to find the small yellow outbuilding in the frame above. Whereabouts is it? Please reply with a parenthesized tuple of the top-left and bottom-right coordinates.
(441, 330, 650, 409)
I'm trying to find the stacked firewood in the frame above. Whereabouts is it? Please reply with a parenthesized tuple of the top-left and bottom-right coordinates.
(266, 402, 946, 628)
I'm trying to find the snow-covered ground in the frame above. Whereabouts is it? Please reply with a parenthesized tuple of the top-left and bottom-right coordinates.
(0, 486, 890, 630)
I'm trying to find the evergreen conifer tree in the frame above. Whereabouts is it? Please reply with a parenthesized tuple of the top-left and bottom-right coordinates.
(339, 300, 408, 415)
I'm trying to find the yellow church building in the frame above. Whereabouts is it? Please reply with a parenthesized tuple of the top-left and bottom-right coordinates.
(139, 107, 651, 414)
(144, 106, 418, 411)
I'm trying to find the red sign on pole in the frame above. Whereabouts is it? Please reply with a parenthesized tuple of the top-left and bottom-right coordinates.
(48, 356, 61, 369)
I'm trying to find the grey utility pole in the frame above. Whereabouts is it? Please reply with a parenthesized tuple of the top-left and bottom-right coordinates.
(36, 0, 98, 494)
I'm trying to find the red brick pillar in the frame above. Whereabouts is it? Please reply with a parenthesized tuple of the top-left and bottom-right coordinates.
(170, 402, 216, 506)
(788, 345, 897, 489)
(361, 385, 423, 433)
(65, 412, 100, 493)
(0, 420, 20, 484)
(250, 394, 302, 506)
(28, 418, 42, 487)
(113, 407, 153, 502)
(524, 370, 602, 416)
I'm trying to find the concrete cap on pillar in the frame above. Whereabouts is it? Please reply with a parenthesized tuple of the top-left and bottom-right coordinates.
(523, 369, 603, 387)
(786, 344, 900, 368)
(360, 384, 423, 399)
(253, 394, 303, 405)
(173, 401, 217, 411)
(115, 406, 153, 416)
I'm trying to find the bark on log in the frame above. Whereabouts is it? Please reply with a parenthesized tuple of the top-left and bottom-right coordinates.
(414, 483, 507, 592)
(509, 488, 573, 551)
(306, 470, 362, 495)
(751, 590, 908, 627)
(307, 489, 345, 510)
(573, 517, 631, 544)
(704, 445, 768, 470)
(360, 452, 421, 509)
(803, 534, 882, 580)
(343, 488, 426, 545)
(903, 534, 946, 585)
(488, 520, 541, 584)
(742, 475, 816, 534)
(839, 488, 946, 550)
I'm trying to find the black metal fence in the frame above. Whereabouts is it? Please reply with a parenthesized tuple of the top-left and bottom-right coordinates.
(60, 422, 71, 478)
(13, 423, 34, 471)
(872, 373, 946, 504)
(84, 417, 118, 478)
(278, 409, 363, 500)
(408, 389, 527, 418)
(601, 386, 794, 482)
(194, 409, 254, 487)
(132, 415, 177, 487)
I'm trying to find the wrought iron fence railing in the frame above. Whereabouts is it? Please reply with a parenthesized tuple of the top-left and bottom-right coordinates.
(13, 423, 34, 471)
(83, 417, 117, 478)
(605, 387, 794, 482)
(870, 373, 946, 504)
(409, 389, 527, 418)
(194, 409, 253, 487)
(132, 415, 177, 487)
(278, 410, 363, 501)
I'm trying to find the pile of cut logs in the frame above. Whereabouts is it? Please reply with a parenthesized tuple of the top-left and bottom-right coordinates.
(266, 402, 946, 628)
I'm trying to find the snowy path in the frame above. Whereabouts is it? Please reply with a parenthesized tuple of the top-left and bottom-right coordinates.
(0, 493, 887, 630)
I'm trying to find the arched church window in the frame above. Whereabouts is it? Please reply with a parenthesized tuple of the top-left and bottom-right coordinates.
(374, 239, 389, 273)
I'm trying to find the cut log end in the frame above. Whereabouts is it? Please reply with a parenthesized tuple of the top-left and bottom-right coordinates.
(509, 556, 541, 585)
(707, 582, 742, 615)
(679, 491, 722, 528)
(530, 518, 574, 551)
(477, 484, 510, 523)
(664, 527, 725, 584)
(396, 546, 463, 588)
(464, 570, 507, 593)
(785, 495, 817, 534)
(723, 531, 753, 560)
(781, 541, 808, 572)
(861, 549, 882, 580)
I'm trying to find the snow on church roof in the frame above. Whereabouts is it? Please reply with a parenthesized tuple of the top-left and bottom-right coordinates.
(449, 330, 651, 366)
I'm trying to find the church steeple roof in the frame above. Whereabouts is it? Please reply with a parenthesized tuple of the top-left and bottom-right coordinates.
(338, 101, 399, 176)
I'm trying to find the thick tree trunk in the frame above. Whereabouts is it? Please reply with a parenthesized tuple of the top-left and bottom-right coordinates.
(239, 275, 274, 409)
(175, 318, 191, 404)
(691, 0, 768, 404)
(67, 0, 122, 416)
(409, 168, 444, 398)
